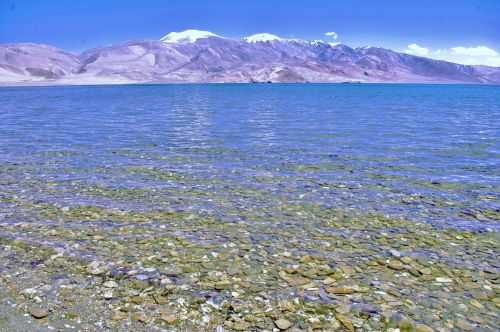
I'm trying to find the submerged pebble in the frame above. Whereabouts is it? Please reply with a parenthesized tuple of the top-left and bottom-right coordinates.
(29, 307, 49, 319)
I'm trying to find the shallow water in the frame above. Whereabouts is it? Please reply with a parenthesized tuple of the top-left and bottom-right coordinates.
(0, 84, 499, 230)
(1, 84, 499, 331)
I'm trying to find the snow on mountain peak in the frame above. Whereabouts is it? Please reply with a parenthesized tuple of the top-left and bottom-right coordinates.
(310, 40, 327, 46)
(244, 33, 283, 43)
(160, 29, 220, 44)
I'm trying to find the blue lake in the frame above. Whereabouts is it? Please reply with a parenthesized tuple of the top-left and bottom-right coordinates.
(0, 84, 499, 230)
(1, 84, 500, 332)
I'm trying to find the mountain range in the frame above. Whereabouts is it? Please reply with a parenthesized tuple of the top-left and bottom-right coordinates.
(1, 29, 500, 85)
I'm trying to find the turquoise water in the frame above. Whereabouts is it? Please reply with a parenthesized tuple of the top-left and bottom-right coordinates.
(0, 84, 499, 230)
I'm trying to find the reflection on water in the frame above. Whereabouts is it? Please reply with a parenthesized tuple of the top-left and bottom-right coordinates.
(169, 87, 214, 148)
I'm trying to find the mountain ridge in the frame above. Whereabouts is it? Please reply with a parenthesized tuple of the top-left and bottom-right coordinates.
(1, 30, 500, 85)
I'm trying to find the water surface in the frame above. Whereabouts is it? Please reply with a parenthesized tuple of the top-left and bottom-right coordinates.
(1, 84, 498, 230)
(1, 84, 499, 332)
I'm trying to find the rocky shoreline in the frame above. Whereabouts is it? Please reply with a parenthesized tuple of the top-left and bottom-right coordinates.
(1, 199, 499, 331)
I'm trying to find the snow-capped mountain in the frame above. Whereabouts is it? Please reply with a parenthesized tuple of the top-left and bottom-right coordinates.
(1, 29, 500, 85)
(244, 33, 284, 43)
(160, 29, 220, 44)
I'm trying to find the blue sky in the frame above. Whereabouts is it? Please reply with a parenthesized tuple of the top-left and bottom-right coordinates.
(1, 0, 499, 65)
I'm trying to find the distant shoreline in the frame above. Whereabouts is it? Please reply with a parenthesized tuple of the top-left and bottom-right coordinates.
(1, 81, 499, 88)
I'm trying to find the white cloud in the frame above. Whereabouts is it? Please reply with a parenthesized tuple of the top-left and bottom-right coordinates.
(404, 44, 500, 67)
(325, 31, 338, 40)
(405, 44, 430, 56)
(450, 46, 498, 57)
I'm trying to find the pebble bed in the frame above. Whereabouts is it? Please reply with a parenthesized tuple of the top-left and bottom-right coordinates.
(0, 160, 499, 332)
